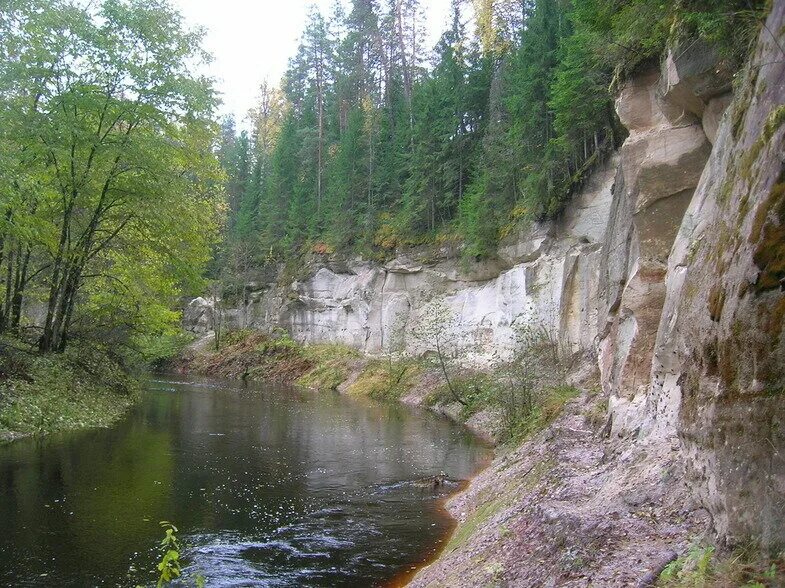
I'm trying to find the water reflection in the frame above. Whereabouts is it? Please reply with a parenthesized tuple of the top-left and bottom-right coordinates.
(0, 376, 488, 587)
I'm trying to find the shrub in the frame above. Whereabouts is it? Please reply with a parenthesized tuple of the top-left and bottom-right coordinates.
(659, 542, 785, 587)
(346, 359, 421, 401)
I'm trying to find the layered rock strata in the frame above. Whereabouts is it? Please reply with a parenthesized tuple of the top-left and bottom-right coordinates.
(186, 6, 785, 548)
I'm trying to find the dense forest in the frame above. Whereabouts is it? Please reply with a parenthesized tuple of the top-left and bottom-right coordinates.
(0, 0, 222, 355)
(0, 0, 764, 353)
(217, 0, 761, 272)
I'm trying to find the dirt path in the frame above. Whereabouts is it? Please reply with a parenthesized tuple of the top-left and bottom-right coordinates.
(409, 394, 709, 587)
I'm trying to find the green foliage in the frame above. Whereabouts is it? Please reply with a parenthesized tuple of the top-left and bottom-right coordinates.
(143, 522, 205, 588)
(0, 338, 139, 439)
(658, 543, 785, 587)
(156, 522, 182, 588)
(503, 384, 580, 444)
(428, 372, 578, 444)
(410, 299, 468, 405)
(424, 316, 577, 443)
(0, 0, 223, 353)
(219, 329, 256, 348)
(296, 343, 361, 390)
(575, 0, 766, 77)
(345, 358, 421, 401)
(186, 329, 315, 382)
(427, 372, 492, 413)
(130, 331, 195, 370)
(213, 0, 764, 263)
(253, 329, 301, 355)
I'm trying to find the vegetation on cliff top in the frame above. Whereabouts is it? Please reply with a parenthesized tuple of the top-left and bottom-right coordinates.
(214, 0, 766, 274)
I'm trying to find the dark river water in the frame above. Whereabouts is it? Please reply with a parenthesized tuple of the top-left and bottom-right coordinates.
(0, 375, 489, 587)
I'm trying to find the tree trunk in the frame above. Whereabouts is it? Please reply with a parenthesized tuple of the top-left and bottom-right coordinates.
(40, 200, 74, 351)
(10, 245, 31, 333)
(436, 338, 466, 406)
(0, 243, 14, 332)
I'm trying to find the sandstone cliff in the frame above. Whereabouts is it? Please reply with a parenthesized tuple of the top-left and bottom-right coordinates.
(186, 3, 785, 566)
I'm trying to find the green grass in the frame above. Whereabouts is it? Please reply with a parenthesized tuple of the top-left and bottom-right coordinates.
(426, 371, 580, 444)
(296, 343, 361, 390)
(188, 329, 313, 381)
(0, 340, 140, 441)
(344, 358, 421, 400)
(659, 543, 785, 587)
(506, 384, 581, 441)
(446, 495, 509, 552)
(189, 329, 362, 387)
(445, 459, 553, 552)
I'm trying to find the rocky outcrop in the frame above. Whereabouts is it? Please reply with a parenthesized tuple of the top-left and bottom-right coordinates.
(597, 53, 726, 436)
(186, 4, 785, 553)
(408, 395, 707, 588)
(646, 3, 785, 548)
(183, 296, 215, 333)
(208, 156, 619, 365)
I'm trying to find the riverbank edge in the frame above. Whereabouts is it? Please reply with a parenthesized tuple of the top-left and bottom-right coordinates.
(0, 339, 141, 444)
(173, 329, 516, 582)
(173, 329, 785, 586)
(172, 329, 590, 444)
(171, 330, 613, 575)
(174, 330, 495, 442)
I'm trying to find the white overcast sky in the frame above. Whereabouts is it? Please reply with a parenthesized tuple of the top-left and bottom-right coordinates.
(171, 0, 454, 124)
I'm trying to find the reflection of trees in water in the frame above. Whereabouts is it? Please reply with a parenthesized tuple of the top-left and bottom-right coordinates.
(0, 378, 487, 585)
(174, 383, 483, 491)
(0, 422, 174, 581)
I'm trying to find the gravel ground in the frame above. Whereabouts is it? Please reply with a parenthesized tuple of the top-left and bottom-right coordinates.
(408, 393, 710, 587)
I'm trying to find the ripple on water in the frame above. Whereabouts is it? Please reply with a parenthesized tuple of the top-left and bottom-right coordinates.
(0, 376, 489, 587)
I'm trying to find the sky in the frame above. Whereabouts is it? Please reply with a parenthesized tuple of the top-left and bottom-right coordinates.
(171, 0, 454, 125)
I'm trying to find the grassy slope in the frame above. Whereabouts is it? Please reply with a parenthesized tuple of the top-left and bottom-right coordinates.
(0, 339, 140, 442)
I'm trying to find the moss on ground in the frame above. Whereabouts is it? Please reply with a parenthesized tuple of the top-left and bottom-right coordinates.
(446, 459, 554, 553)
(584, 390, 609, 431)
(446, 495, 509, 552)
(0, 339, 139, 441)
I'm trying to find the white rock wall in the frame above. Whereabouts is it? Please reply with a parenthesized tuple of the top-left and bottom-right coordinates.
(645, 4, 785, 546)
(188, 48, 729, 417)
(184, 14, 785, 547)
(210, 155, 618, 366)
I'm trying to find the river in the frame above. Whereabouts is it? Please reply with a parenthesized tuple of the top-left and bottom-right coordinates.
(0, 375, 489, 587)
